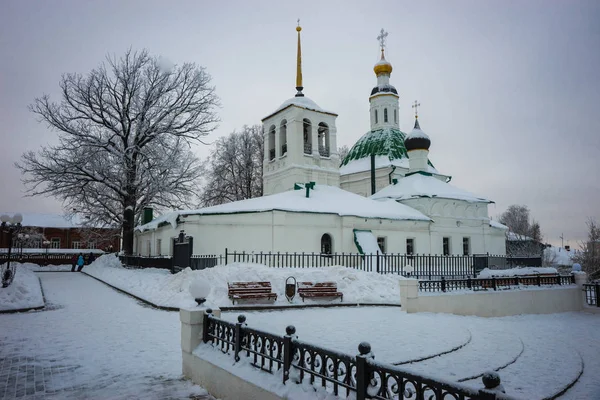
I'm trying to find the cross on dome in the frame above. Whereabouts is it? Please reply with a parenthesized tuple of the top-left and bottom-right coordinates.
(412, 100, 421, 118)
(377, 28, 388, 54)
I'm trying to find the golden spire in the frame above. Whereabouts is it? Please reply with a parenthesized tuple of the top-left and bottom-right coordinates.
(295, 19, 304, 97)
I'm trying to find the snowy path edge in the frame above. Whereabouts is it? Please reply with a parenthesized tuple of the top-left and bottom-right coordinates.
(0, 275, 46, 313)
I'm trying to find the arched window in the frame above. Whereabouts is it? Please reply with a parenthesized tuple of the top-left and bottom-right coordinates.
(303, 119, 312, 154)
(384, 108, 388, 123)
(394, 109, 397, 123)
(268, 125, 276, 161)
(280, 120, 287, 156)
(321, 234, 332, 255)
(318, 122, 330, 157)
(375, 109, 378, 124)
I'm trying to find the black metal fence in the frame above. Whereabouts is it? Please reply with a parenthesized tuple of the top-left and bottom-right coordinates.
(0, 253, 79, 266)
(583, 283, 599, 307)
(120, 255, 173, 270)
(202, 310, 515, 400)
(223, 250, 509, 278)
(419, 274, 575, 293)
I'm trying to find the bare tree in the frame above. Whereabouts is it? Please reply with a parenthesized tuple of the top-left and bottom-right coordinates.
(572, 218, 600, 279)
(338, 145, 350, 163)
(199, 125, 263, 206)
(16, 49, 219, 254)
(500, 205, 544, 259)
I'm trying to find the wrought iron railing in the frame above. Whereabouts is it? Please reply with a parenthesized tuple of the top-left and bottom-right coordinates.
(202, 311, 516, 399)
(319, 145, 330, 157)
(222, 249, 502, 278)
(419, 274, 576, 293)
(583, 283, 599, 307)
(304, 143, 312, 154)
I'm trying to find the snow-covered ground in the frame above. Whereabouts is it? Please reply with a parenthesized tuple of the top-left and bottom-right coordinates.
(0, 272, 207, 399)
(0, 265, 45, 311)
(84, 255, 404, 308)
(221, 308, 600, 399)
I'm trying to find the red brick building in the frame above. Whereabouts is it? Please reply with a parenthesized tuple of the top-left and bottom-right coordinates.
(0, 213, 120, 253)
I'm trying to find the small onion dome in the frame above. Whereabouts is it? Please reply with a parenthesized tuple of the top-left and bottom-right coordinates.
(374, 55, 393, 76)
(404, 118, 431, 151)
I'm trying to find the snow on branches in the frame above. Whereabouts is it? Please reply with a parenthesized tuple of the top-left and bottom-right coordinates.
(17, 49, 219, 254)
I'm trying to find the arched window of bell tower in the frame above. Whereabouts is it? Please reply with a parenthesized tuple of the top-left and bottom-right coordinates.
(280, 120, 287, 156)
(394, 109, 397, 124)
(318, 122, 330, 157)
(375, 109, 378, 124)
(384, 108, 388, 123)
(303, 119, 312, 155)
(268, 125, 276, 161)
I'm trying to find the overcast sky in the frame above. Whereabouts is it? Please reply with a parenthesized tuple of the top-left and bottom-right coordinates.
(1, 0, 598, 247)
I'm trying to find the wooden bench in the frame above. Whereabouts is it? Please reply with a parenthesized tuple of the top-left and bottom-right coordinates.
(297, 282, 343, 302)
(228, 281, 277, 304)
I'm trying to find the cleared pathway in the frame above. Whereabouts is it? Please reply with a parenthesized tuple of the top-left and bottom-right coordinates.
(0, 272, 210, 399)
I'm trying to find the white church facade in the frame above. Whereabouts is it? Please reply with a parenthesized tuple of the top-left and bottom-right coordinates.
(134, 26, 507, 258)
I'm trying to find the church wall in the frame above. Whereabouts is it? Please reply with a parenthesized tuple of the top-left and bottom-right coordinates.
(339, 167, 394, 197)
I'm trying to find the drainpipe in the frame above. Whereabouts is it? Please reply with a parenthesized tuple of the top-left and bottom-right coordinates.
(371, 153, 376, 195)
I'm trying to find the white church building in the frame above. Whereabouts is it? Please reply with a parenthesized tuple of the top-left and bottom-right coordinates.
(134, 26, 507, 258)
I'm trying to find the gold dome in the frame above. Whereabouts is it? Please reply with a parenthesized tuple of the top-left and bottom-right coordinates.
(373, 50, 392, 76)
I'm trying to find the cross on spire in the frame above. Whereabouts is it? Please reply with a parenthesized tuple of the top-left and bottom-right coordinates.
(297, 18, 300, 27)
(377, 28, 388, 54)
(412, 100, 421, 118)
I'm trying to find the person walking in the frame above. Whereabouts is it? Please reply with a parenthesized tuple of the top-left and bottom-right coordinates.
(71, 254, 78, 272)
(76, 253, 85, 272)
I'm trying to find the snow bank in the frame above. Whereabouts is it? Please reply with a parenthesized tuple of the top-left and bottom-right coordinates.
(478, 267, 558, 278)
(0, 264, 44, 311)
(84, 256, 404, 308)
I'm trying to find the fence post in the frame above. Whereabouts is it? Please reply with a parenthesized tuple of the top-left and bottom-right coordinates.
(282, 325, 296, 384)
(492, 277, 497, 291)
(441, 276, 446, 292)
(234, 314, 245, 362)
(467, 277, 472, 289)
(376, 252, 380, 273)
(537, 274, 541, 286)
(596, 284, 600, 308)
(557, 275, 561, 285)
(225, 248, 228, 265)
(355, 342, 372, 400)
(202, 309, 213, 343)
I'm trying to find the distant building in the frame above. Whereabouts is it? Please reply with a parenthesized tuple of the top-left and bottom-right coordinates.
(0, 213, 120, 253)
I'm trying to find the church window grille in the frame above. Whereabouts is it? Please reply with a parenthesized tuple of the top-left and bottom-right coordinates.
(377, 237, 386, 253)
(268, 125, 276, 160)
(321, 234, 332, 255)
(443, 237, 451, 255)
(318, 122, 330, 157)
(463, 237, 470, 256)
(280, 120, 287, 156)
(375, 110, 378, 124)
(384, 108, 388, 123)
(303, 119, 312, 154)
(406, 238, 414, 255)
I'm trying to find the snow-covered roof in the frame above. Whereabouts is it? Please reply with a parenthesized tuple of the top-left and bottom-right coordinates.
(489, 220, 509, 230)
(544, 246, 576, 266)
(0, 213, 88, 228)
(371, 172, 492, 203)
(339, 127, 438, 176)
(263, 96, 337, 120)
(136, 185, 430, 232)
(506, 232, 533, 241)
(339, 155, 439, 175)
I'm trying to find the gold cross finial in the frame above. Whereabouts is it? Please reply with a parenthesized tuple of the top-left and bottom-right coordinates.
(412, 100, 421, 118)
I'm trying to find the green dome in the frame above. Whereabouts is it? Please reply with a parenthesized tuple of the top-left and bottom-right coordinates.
(340, 128, 408, 167)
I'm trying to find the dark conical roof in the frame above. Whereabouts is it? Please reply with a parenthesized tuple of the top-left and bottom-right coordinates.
(404, 118, 431, 152)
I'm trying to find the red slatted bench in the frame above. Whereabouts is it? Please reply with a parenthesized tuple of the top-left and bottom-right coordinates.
(228, 281, 277, 304)
(297, 282, 343, 302)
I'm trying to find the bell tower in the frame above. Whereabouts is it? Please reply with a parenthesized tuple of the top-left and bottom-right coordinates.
(262, 23, 340, 196)
(369, 29, 400, 131)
